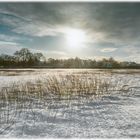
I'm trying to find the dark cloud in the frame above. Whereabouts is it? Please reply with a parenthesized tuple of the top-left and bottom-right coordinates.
(1, 3, 140, 41)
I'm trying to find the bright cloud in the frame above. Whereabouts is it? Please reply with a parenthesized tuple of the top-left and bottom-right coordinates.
(100, 48, 117, 52)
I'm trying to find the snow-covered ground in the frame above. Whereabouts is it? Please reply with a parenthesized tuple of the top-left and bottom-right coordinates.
(0, 69, 140, 138)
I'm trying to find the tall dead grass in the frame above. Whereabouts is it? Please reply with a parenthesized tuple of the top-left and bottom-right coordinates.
(0, 73, 131, 134)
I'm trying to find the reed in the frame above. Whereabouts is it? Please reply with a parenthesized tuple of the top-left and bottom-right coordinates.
(0, 72, 130, 134)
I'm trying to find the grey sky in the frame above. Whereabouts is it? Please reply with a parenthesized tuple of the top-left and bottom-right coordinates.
(0, 3, 140, 62)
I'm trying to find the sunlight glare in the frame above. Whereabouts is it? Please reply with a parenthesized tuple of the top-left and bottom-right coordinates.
(65, 29, 86, 48)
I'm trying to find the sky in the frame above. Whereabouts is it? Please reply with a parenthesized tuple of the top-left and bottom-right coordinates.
(0, 2, 140, 62)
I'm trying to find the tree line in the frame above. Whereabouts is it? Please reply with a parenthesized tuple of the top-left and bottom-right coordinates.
(0, 48, 140, 68)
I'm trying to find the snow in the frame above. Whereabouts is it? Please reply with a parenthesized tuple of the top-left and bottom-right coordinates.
(0, 69, 140, 138)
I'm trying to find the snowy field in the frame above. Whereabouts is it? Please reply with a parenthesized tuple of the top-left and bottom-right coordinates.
(0, 69, 140, 138)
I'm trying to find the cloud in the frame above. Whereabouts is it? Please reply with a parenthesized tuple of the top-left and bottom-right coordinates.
(12, 23, 58, 37)
(0, 3, 104, 38)
(0, 41, 17, 45)
(0, 41, 22, 54)
(100, 47, 117, 52)
(1, 3, 140, 43)
(0, 34, 22, 42)
(0, 3, 140, 62)
(29, 48, 68, 59)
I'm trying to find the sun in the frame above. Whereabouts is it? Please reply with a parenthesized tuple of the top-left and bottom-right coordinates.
(65, 29, 86, 47)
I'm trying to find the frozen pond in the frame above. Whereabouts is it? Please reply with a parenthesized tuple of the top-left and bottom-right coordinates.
(0, 69, 140, 138)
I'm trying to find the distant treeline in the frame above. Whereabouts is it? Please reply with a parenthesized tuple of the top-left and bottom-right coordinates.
(0, 48, 140, 69)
